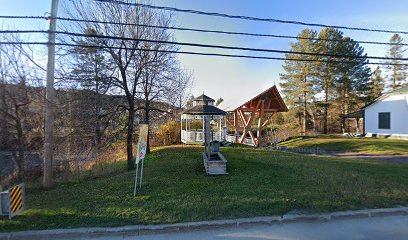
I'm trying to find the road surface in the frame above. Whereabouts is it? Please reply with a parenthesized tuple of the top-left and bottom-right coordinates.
(79, 215, 408, 240)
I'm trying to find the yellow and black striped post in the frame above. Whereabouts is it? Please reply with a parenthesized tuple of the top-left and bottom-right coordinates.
(8, 184, 25, 219)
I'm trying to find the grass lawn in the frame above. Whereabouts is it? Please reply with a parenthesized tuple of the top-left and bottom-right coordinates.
(1, 145, 408, 232)
(280, 135, 408, 155)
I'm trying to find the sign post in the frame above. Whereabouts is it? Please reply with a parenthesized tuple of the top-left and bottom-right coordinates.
(133, 124, 148, 196)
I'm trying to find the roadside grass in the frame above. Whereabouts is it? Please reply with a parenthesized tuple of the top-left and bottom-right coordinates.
(280, 135, 408, 154)
(1, 145, 408, 232)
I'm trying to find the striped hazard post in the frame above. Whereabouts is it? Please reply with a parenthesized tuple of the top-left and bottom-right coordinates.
(8, 184, 25, 219)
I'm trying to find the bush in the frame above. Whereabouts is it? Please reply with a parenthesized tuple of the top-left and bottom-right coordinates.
(155, 120, 181, 145)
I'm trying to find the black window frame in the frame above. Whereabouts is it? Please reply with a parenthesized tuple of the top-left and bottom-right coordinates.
(378, 112, 391, 129)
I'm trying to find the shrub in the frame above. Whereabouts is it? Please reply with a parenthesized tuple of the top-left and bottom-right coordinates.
(155, 120, 181, 145)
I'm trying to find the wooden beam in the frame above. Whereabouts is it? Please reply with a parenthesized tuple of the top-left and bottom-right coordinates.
(234, 110, 239, 143)
(240, 99, 261, 145)
(262, 113, 275, 127)
(238, 110, 248, 126)
(257, 100, 265, 147)
(237, 108, 277, 112)
(239, 111, 253, 144)
(248, 130, 257, 146)
(226, 117, 234, 127)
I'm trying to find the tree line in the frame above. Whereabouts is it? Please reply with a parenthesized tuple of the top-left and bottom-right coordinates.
(1, 0, 192, 186)
(280, 28, 407, 135)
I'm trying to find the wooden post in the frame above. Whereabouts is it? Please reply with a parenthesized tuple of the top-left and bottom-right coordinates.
(257, 100, 265, 147)
(43, 0, 59, 188)
(234, 110, 239, 143)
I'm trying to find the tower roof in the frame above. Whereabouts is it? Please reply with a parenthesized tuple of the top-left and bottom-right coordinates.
(193, 94, 214, 102)
(217, 85, 288, 113)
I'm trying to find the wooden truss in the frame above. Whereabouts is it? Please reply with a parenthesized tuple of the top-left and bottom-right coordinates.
(227, 85, 288, 147)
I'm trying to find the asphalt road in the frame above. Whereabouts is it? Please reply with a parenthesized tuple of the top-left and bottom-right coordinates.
(82, 215, 408, 240)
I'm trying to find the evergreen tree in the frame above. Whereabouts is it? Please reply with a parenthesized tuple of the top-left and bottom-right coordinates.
(335, 37, 371, 109)
(368, 66, 385, 101)
(69, 28, 115, 156)
(215, 98, 224, 106)
(385, 34, 407, 89)
(314, 28, 343, 134)
(70, 28, 114, 94)
(313, 28, 370, 133)
(280, 29, 318, 136)
(333, 37, 371, 132)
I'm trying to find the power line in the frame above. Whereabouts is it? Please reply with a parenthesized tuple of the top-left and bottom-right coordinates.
(0, 15, 46, 20)
(2, 15, 408, 47)
(54, 16, 408, 47)
(94, 0, 408, 35)
(1, 29, 407, 61)
(1, 41, 407, 66)
(0, 30, 48, 34)
(50, 31, 408, 61)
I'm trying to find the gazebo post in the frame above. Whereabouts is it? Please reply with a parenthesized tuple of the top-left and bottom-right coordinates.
(204, 115, 211, 158)
(219, 117, 222, 140)
(202, 115, 205, 137)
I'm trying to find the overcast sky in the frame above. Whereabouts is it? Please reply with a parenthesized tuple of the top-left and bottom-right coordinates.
(1, 0, 408, 103)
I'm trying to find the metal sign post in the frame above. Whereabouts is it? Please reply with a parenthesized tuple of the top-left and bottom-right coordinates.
(133, 124, 149, 196)
(133, 161, 140, 196)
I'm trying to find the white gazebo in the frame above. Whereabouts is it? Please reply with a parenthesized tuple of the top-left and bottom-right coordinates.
(181, 95, 227, 144)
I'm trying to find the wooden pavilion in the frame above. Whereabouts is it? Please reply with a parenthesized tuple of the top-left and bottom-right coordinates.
(218, 85, 288, 147)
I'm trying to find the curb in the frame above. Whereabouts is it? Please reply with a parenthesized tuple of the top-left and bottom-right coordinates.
(1, 207, 408, 239)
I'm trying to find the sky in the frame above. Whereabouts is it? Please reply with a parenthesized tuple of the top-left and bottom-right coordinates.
(1, 0, 408, 103)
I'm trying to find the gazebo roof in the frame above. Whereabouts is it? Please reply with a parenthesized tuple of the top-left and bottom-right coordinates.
(193, 94, 214, 102)
(181, 104, 226, 115)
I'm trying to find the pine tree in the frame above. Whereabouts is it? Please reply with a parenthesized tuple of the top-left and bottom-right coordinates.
(280, 29, 318, 136)
(314, 28, 343, 134)
(69, 28, 114, 156)
(314, 28, 370, 133)
(215, 98, 224, 106)
(333, 36, 371, 132)
(368, 66, 385, 101)
(385, 34, 407, 89)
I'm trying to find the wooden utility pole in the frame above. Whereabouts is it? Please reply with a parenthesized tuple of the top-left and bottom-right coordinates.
(43, 0, 59, 188)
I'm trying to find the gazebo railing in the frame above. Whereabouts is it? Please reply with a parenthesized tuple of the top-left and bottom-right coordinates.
(181, 130, 225, 144)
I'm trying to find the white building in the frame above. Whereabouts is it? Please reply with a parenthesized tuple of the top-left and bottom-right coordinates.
(364, 86, 408, 138)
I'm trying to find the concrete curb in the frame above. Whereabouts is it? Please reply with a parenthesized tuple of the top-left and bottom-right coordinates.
(1, 207, 408, 239)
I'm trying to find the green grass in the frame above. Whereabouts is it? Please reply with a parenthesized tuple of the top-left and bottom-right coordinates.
(1, 145, 408, 232)
(280, 135, 408, 154)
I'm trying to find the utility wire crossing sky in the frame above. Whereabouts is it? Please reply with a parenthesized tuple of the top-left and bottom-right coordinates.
(1, 0, 407, 102)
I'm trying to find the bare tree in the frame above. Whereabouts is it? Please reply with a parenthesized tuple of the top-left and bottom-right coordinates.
(0, 34, 45, 180)
(164, 66, 193, 110)
(64, 0, 179, 170)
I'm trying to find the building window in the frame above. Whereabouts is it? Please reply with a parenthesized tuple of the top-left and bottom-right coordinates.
(378, 112, 391, 129)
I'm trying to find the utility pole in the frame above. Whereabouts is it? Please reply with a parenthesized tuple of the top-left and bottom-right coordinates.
(43, 0, 59, 188)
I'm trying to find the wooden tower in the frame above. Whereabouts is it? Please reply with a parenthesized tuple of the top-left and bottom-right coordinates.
(220, 85, 288, 147)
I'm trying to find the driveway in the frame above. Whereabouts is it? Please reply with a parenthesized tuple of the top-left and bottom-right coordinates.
(282, 148, 408, 164)
(328, 152, 408, 164)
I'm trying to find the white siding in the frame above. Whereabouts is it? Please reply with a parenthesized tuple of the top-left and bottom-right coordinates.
(364, 94, 408, 136)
